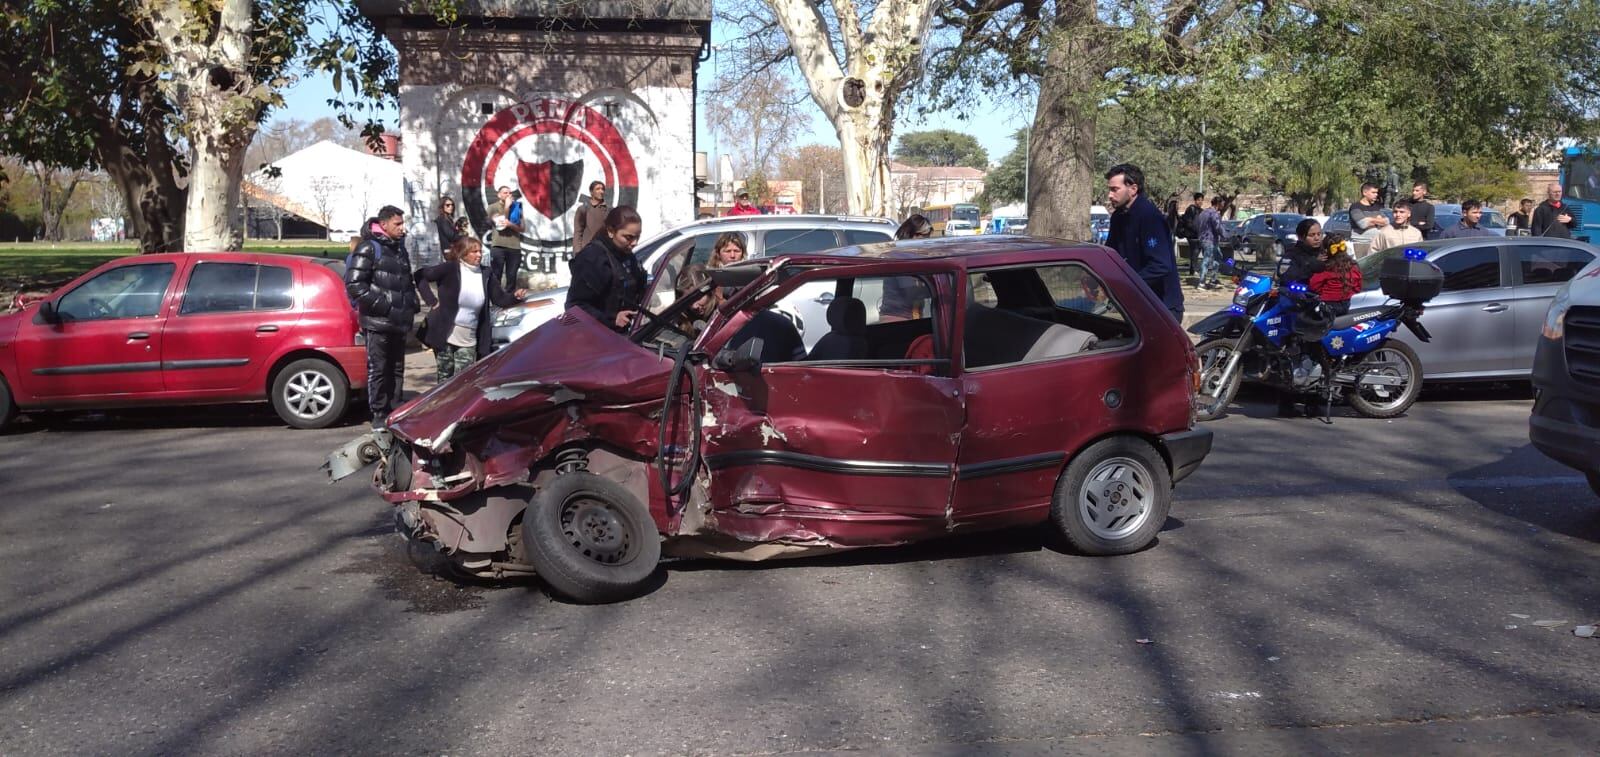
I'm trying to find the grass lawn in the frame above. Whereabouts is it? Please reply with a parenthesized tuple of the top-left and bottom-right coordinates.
(0, 239, 347, 296)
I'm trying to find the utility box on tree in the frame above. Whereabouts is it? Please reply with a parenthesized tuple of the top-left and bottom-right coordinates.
(357, 0, 711, 281)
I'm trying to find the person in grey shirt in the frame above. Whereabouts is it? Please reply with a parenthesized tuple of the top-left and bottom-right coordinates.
(1348, 182, 1390, 240)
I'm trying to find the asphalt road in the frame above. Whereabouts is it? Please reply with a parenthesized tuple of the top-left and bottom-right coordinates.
(2, 384, 1597, 755)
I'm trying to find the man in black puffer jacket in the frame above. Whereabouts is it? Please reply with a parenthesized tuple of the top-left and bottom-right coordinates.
(345, 205, 419, 427)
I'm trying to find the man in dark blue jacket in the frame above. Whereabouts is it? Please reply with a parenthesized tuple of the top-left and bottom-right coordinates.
(1104, 164, 1184, 320)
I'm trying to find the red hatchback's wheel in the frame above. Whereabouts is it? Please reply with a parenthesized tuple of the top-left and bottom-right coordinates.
(522, 472, 661, 604)
(270, 358, 348, 429)
(0, 373, 16, 434)
(1050, 436, 1172, 556)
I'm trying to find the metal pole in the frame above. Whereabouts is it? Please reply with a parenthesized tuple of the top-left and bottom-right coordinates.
(1023, 128, 1030, 212)
(1199, 120, 1207, 194)
(819, 169, 825, 214)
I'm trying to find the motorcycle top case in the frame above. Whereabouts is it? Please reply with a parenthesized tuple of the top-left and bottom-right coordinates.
(1379, 257, 1443, 304)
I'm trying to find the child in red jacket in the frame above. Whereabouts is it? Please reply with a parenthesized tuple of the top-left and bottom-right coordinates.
(1309, 237, 1362, 315)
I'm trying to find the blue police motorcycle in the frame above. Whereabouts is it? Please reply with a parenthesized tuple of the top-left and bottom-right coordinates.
(1189, 249, 1443, 422)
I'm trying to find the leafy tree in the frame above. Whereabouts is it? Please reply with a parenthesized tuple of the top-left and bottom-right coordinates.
(893, 130, 988, 169)
(1, 1, 396, 251)
(983, 129, 1027, 204)
(742, 174, 772, 205)
(1425, 156, 1527, 203)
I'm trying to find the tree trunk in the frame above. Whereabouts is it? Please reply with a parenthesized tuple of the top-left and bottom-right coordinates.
(185, 128, 250, 250)
(836, 104, 892, 217)
(97, 128, 186, 252)
(1028, 3, 1102, 242)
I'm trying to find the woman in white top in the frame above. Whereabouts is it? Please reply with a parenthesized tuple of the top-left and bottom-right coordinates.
(416, 237, 527, 382)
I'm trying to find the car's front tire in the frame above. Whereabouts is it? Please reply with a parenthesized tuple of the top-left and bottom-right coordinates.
(522, 472, 661, 604)
(270, 358, 349, 429)
(1050, 436, 1172, 556)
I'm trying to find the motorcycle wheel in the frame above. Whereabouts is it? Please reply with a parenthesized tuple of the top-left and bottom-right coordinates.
(1194, 338, 1243, 422)
(1347, 341, 1423, 418)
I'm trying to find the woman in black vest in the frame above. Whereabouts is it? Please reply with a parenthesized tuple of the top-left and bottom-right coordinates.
(566, 205, 647, 332)
(416, 237, 526, 381)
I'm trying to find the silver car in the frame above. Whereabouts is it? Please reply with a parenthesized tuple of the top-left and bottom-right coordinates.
(492, 215, 897, 346)
(1348, 237, 1599, 380)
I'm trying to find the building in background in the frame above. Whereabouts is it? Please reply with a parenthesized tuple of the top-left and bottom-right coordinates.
(888, 162, 986, 218)
(242, 140, 406, 240)
(356, 0, 711, 283)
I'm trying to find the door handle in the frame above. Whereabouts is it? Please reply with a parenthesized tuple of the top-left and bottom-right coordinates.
(814, 292, 835, 305)
(256, 324, 280, 333)
(127, 332, 150, 340)
(1482, 303, 1508, 313)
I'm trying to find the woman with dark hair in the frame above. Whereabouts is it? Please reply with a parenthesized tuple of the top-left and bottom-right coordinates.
(896, 214, 934, 240)
(566, 205, 648, 331)
(416, 237, 527, 381)
(707, 232, 748, 268)
(1280, 217, 1327, 286)
(434, 196, 461, 250)
(672, 263, 722, 338)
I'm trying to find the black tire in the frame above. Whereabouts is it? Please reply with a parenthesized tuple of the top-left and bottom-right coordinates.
(1346, 341, 1423, 419)
(522, 472, 661, 604)
(1194, 338, 1243, 422)
(0, 373, 16, 434)
(1051, 436, 1172, 556)
(269, 358, 349, 429)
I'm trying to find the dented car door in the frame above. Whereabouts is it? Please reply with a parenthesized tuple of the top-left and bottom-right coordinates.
(694, 263, 964, 547)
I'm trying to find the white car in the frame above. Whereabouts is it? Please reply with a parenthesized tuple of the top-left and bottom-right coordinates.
(492, 215, 898, 348)
(943, 219, 980, 237)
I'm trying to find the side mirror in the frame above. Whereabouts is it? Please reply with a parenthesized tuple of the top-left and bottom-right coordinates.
(711, 337, 764, 373)
(36, 300, 60, 324)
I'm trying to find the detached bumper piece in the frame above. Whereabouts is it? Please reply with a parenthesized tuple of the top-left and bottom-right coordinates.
(1159, 428, 1214, 484)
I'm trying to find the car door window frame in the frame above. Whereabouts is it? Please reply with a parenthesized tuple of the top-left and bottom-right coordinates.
(1433, 246, 1505, 292)
(179, 262, 297, 316)
(703, 262, 957, 374)
(961, 261, 1140, 373)
(51, 262, 178, 322)
(1513, 243, 1594, 286)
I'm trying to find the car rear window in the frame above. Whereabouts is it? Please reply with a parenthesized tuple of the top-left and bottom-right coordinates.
(842, 229, 893, 246)
(182, 263, 296, 314)
(1519, 245, 1594, 285)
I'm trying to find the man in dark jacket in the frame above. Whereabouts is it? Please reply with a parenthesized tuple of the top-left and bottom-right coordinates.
(1403, 182, 1437, 239)
(1532, 182, 1577, 238)
(345, 205, 419, 428)
(1439, 199, 1495, 239)
(1179, 192, 1203, 276)
(1105, 163, 1183, 319)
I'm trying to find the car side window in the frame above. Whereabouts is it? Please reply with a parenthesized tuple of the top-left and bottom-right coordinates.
(1436, 247, 1502, 291)
(56, 263, 176, 321)
(763, 229, 841, 255)
(181, 263, 295, 314)
(1517, 245, 1593, 286)
(842, 229, 894, 246)
(736, 273, 949, 371)
(964, 264, 1135, 370)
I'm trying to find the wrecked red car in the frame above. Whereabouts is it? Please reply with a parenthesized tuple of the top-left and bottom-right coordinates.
(329, 237, 1212, 603)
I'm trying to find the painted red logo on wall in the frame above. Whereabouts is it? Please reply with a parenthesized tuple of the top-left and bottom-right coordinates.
(460, 98, 640, 251)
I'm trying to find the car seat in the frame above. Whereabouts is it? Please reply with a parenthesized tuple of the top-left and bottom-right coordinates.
(806, 296, 869, 360)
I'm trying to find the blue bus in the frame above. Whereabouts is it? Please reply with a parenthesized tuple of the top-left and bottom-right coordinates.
(1559, 146, 1599, 242)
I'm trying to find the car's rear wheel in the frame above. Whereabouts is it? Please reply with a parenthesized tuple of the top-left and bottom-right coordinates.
(522, 472, 661, 604)
(0, 374, 16, 434)
(1050, 437, 1172, 556)
(270, 358, 349, 429)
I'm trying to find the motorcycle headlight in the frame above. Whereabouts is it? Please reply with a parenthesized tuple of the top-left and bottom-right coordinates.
(492, 308, 525, 327)
(1542, 285, 1572, 340)
(1232, 287, 1253, 307)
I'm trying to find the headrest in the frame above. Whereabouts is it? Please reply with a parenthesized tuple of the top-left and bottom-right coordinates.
(826, 297, 867, 333)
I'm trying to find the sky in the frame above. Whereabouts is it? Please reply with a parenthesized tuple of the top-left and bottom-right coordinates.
(275, 32, 1032, 173)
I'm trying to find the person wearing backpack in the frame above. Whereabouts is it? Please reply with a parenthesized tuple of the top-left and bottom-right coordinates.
(1179, 192, 1204, 277)
(345, 205, 420, 428)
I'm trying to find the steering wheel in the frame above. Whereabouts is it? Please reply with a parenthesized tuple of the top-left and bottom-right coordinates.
(88, 297, 113, 319)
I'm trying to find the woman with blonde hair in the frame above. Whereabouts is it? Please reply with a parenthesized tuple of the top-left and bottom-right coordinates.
(707, 232, 747, 268)
(416, 237, 526, 381)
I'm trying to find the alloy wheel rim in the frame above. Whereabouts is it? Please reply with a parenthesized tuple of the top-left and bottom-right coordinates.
(284, 370, 335, 419)
(1078, 456, 1154, 540)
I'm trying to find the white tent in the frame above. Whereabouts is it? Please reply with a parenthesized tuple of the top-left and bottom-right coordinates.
(243, 141, 405, 238)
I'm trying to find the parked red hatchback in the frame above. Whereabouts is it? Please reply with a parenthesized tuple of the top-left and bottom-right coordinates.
(0, 252, 367, 430)
(331, 236, 1212, 603)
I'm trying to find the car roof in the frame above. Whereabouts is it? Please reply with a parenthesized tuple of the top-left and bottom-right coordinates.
(106, 251, 326, 266)
(768, 235, 1095, 265)
(668, 214, 895, 233)
(1376, 236, 1598, 254)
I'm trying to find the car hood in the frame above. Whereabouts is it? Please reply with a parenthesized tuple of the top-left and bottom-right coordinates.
(388, 308, 674, 445)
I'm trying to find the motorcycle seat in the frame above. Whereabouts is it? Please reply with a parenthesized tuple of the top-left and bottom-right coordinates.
(1331, 307, 1388, 331)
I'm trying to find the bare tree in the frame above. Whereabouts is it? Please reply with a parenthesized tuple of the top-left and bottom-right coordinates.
(777, 144, 847, 214)
(706, 70, 814, 179)
(722, 0, 940, 216)
(306, 176, 342, 240)
(28, 162, 86, 242)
